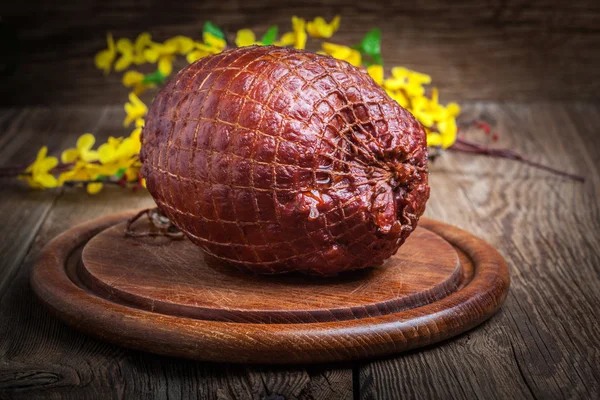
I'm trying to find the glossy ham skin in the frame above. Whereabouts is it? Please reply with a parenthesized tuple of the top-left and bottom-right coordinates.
(140, 46, 430, 275)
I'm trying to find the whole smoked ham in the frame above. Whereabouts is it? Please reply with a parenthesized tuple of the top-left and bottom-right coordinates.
(141, 46, 430, 275)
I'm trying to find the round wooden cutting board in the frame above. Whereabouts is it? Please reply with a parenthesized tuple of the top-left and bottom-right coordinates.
(31, 211, 509, 364)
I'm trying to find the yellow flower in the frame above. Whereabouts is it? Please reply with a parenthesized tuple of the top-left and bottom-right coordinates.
(122, 119, 143, 157)
(98, 120, 142, 182)
(411, 96, 435, 128)
(98, 136, 124, 164)
(61, 133, 99, 163)
(424, 89, 460, 121)
(188, 33, 226, 63)
(277, 16, 307, 49)
(99, 125, 141, 165)
(437, 117, 458, 149)
(384, 67, 431, 98)
(187, 45, 212, 63)
(115, 33, 155, 71)
(144, 42, 176, 76)
(367, 64, 384, 85)
(114, 38, 135, 71)
(402, 87, 461, 149)
(85, 182, 103, 194)
(427, 131, 443, 147)
(235, 29, 259, 47)
(306, 16, 340, 39)
(20, 147, 58, 189)
(321, 42, 361, 67)
(57, 161, 106, 194)
(203, 32, 226, 51)
(124, 92, 148, 127)
(446, 102, 461, 119)
(122, 70, 153, 95)
(386, 89, 409, 108)
(95, 33, 116, 74)
(132, 32, 152, 65)
(164, 35, 195, 55)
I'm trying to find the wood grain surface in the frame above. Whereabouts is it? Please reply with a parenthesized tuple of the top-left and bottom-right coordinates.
(1, 0, 600, 106)
(0, 100, 599, 397)
(79, 221, 462, 323)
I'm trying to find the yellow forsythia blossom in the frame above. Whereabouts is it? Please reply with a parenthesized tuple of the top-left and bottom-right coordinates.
(133, 32, 153, 64)
(20, 147, 58, 189)
(144, 42, 176, 76)
(236, 29, 259, 47)
(398, 85, 460, 148)
(94, 33, 116, 74)
(277, 16, 307, 49)
(98, 126, 142, 166)
(306, 16, 340, 39)
(187, 33, 226, 63)
(123, 92, 148, 127)
(384, 67, 431, 98)
(122, 70, 153, 95)
(386, 89, 410, 108)
(367, 64, 384, 85)
(97, 136, 124, 165)
(203, 32, 226, 50)
(321, 42, 361, 67)
(101, 32, 153, 73)
(367, 65, 459, 148)
(187, 44, 214, 63)
(164, 36, 196, 55)
(57, 161, 106, 194)
(114, 38, 135, 72)
(96, 121, 144, 187)
(61, 133, 99, 163)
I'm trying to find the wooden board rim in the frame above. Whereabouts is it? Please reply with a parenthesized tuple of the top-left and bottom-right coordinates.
(31, 210, 510, 364)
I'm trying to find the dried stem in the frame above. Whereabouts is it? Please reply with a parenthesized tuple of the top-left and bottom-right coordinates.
(62, 179, 127, 187)
(0, 162, 74, 178)
(449, 137, 585, 182)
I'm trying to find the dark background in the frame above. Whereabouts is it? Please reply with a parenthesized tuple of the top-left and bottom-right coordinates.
(1, 0, 599, 106)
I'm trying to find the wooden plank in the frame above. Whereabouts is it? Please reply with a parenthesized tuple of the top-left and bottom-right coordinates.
(359, 103, 600, 399)
(1, 0, 599, 105)
(0, 107, 108, 299)
(0, 106, 353, 399)
(561, 103, 600, 186)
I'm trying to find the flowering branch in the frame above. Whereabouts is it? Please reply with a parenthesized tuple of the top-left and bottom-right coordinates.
(5, 16, 577, 195)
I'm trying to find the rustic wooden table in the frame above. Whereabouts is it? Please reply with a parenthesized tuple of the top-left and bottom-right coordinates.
(1, 0, 600, 398)
(1, 103, 598, 399)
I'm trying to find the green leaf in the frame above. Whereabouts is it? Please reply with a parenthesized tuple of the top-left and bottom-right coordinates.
(360, 28, 381, 57)
(142, 70, 166, 85)
(203, 21, 225, 40)
(371, 53, 383, 65)
(115, 167, 128, 179)
(356, 28, 383, 66)
(261, 26, 278, 45)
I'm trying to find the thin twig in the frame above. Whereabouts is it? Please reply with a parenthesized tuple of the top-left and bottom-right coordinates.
(61, 179, 135, 187)
(449, 137, 585, 182)
(0, 161, 74, 176)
